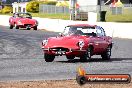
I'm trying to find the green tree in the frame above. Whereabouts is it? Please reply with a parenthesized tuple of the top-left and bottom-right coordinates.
(26, 1, 39, 13)
(1, 6, 13, 13)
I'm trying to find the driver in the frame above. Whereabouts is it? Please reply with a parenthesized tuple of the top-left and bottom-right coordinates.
(15, 13, 20, 18)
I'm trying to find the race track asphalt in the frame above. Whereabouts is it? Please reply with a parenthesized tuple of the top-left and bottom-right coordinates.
(0, 25, 132, 81)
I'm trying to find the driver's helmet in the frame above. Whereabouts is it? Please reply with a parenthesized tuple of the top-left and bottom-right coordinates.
(15, 13, 19, 17)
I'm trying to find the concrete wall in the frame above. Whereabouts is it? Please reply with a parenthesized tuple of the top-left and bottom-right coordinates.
(0, 15, 132, 39)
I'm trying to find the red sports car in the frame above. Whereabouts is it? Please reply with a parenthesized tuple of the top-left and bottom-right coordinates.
(42, 24, 113, 62)
(9, 12, 38, 30)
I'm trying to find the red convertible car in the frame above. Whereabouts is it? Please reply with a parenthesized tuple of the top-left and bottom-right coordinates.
(42, 24, 113, 62)
(9, 12, 38, 30)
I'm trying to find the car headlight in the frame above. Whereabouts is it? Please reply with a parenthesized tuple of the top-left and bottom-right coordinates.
(78, 40, 85, 48)
(42, 39, 48, 46)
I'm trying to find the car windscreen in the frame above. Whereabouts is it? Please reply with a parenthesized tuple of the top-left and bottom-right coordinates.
(17, 13, 31, 18)
(63, 26, 96, 36)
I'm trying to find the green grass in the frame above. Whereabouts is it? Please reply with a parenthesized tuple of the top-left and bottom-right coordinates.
(105, 8, 132, 22)
(31, 13, 70, 20)
(97, 8, 132, 22)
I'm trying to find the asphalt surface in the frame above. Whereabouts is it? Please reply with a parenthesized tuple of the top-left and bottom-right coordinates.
(0, 25, 132, 81)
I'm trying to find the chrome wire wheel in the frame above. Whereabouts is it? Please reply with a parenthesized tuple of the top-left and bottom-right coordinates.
(101, 45, 111, 60)
(80, 47, 92, 62)
(87, 47, 92, 59)
(107, 46, 111, 57)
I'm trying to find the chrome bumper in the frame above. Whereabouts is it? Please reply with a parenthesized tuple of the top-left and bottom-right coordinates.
(42, 48, 86, 52)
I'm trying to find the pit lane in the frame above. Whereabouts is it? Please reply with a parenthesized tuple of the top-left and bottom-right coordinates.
(0, 25, 132, 81)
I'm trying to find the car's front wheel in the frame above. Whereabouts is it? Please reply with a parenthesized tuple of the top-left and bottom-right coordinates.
(15, 24, 19, 29)
(44, 53, 55, 62)
(80, 47, 92, 62)
(9, 24, 13, 29)
(33, 26, 37, 30)
(101, 45, 111, 60)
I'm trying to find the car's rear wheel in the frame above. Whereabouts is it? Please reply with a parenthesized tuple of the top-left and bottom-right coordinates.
(33, 26, 37, 30)
(80, 47, 92, 62)
(9, 24, 13, 29)
(101, 45, 111, 60)
(44, 53, 55, 62)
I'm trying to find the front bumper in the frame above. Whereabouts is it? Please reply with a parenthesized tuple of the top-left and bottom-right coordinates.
(18, 24, 37, 28)
(42, 47, 86, 56)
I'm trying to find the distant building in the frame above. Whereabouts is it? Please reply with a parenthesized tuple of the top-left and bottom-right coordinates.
(12, 2, 28, 13)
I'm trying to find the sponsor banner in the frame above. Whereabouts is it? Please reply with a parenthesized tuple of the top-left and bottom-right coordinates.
(76, 66, 131, 85)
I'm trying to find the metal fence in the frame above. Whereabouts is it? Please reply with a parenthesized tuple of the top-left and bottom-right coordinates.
(39, 4, 100, 13)
(39, 4, 132, 21)
(39, 4, 70, 14)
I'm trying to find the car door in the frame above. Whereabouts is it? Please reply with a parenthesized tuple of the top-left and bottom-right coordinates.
(100, 27, 112, 49)
(95, 26, 108, 52)
(87, 27, 101, 53)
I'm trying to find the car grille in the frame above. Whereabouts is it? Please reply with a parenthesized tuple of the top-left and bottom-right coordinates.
(50, 47, 69, 52)
(24, 24, 32, 26)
